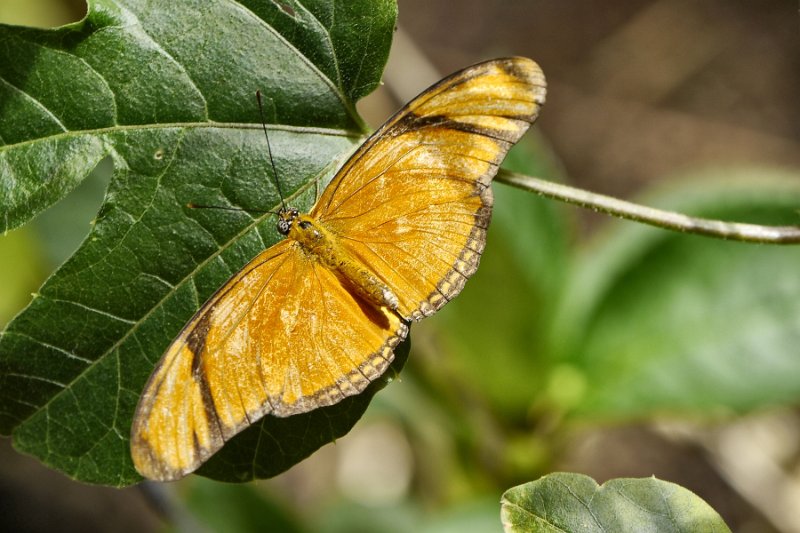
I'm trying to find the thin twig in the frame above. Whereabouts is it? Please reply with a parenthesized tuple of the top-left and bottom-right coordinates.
(497, 169, 800, 245)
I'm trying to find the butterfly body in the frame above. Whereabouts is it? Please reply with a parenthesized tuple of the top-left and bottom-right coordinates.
(281, 208, 400, 310)
(131, 57, 546, 481)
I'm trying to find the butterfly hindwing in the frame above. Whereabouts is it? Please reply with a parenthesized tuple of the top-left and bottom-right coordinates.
(312, 57, 546, 320)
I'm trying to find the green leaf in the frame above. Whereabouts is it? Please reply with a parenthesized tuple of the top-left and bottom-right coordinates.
(501, 472, 731, 533)
(551, 168, 800, 417)
(0, 0, 396, 485)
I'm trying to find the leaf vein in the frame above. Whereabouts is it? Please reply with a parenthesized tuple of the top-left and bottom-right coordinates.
(0, 75, 67, 132)
(2, 331, 92, 363)
(6, 372, 67, 388)
(46, 297, 137, 325)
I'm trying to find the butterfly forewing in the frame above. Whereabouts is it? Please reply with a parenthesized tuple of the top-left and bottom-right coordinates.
(312, 57, 546, 320)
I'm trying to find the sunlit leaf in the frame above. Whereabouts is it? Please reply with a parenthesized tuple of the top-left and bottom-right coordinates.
(0, 0, 396, 485)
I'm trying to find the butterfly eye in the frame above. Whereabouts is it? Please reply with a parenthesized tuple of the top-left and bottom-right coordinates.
(277, 218, 291, 235)
(276, 208, 299, 235)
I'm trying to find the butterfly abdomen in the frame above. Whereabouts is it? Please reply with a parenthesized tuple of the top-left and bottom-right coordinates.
(289, 214, 399, 311)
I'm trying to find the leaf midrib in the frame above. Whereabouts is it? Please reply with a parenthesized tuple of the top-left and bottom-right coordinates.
(0, 122, 359, 153)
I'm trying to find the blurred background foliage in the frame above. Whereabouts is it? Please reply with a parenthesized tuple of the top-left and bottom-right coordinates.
(2, 0, 800, 532)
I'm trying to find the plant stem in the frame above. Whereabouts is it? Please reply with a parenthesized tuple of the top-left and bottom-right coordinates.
(497, 170, 800, 245)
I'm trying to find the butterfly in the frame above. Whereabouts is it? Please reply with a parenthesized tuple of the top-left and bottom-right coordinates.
(130, 57, 546, 481)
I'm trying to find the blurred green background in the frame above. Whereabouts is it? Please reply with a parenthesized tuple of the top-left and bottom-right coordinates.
(2, 1, 800, 532)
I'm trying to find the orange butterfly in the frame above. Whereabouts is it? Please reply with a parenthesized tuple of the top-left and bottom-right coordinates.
(131, 57, 546, 481)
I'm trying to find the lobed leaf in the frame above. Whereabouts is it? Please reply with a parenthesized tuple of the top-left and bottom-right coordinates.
(0, 0, 396, 485)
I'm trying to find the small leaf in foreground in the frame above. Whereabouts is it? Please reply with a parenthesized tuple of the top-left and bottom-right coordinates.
(501, 472, 731, 533)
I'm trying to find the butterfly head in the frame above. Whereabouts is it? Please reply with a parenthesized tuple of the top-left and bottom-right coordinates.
(277, 207, 300, 236)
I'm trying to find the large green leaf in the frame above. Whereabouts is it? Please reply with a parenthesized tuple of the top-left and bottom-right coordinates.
(501, 472, 730, 532)
(0, 0, 396, 485)
(551, 169, 800, 418)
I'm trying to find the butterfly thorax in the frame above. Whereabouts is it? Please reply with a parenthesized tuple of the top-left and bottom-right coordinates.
(278, 208, 399, 311)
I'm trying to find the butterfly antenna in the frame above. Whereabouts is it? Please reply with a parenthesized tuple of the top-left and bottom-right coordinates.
(256, 91, 287, 213)
(186, 203, 279, 216)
